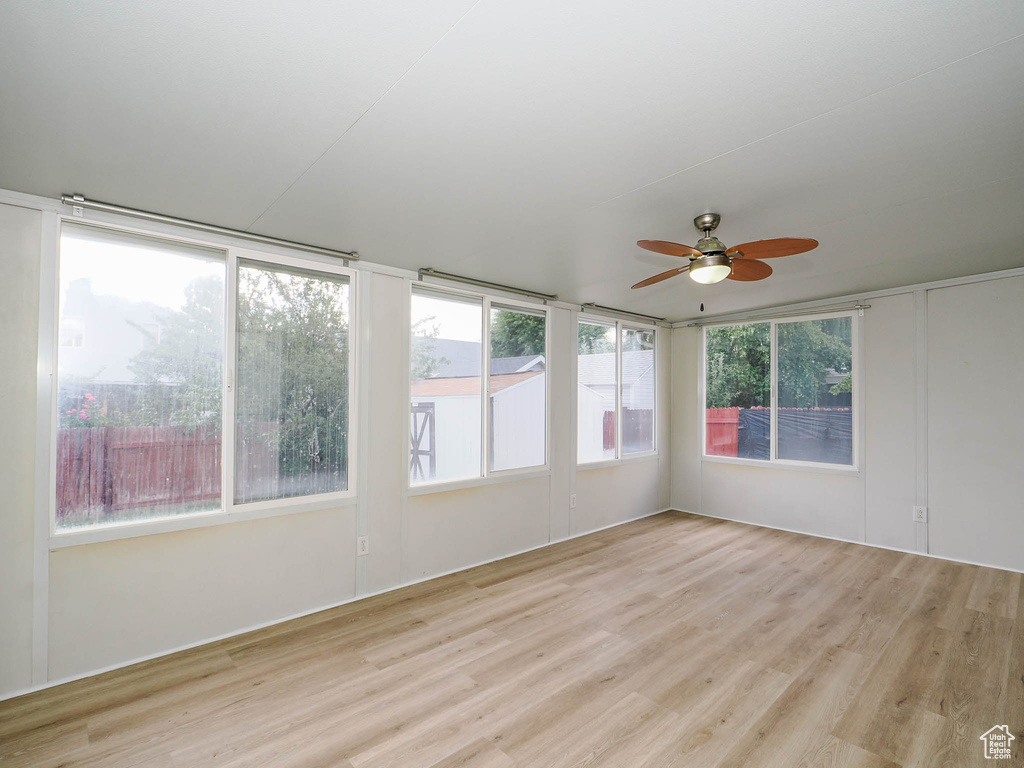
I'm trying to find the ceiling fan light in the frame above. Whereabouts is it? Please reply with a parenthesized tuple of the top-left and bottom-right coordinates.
(689, 254, 732, 284)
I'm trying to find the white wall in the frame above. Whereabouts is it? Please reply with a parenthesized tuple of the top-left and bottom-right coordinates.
(364, 272, 406, 594)
(863, 293, 918, 549)
(0, 203, 42, 695)
(700, 461, 864, 541)
(927, 277, 1024, 571)
(48, 507, 357, 679)
(0, 200, 671, 698)
(575, 330, 672, 533)
(671, 278, 1024, 573)
(406, 476, 551, 579)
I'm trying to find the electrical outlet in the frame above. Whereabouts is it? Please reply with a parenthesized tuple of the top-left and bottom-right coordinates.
(357, 536, 370, 556)
(570, 494, 577, 509)
(913, 506, 928, 523)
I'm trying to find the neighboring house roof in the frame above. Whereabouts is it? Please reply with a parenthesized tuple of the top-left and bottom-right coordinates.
(411, 371, 542, 397)
(577, 349, 654, 387)
(491, 354, 545, 374)
(824, 369, 849, 385)
(412, 337, 480, 378)
(412, 337, 546, 378)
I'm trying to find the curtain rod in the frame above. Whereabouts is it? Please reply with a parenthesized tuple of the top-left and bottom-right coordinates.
(60, 194, 358, 260)
(418, 268, 558, 301)
(579, 303, 666, 324)
(680, 301, 870, 326)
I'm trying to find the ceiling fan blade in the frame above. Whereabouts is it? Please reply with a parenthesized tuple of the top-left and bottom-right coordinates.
(728, 259, 773, 281)
(631, 265, 690, 289)
(637, 239, 703, 258)
(726, 237, 818, 259)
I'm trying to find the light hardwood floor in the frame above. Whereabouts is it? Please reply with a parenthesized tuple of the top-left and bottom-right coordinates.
(2, 511, 1021, 767)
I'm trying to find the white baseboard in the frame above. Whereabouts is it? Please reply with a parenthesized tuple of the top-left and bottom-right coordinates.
(0, 506, 673, 704)
(676, 508, 1024, 575)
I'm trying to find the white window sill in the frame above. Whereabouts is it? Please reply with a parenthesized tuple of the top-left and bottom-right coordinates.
(408, 467, 550, 496)
(49, 493, 358, 549)
(576, 452, 661, 471)
(701, 454, 861, 477)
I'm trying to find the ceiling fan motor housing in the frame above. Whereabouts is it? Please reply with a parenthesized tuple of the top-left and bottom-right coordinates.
(693, 213, 726, 256)
(696, 235, 727, 255)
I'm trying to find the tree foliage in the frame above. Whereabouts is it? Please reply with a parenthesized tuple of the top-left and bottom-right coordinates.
(127, 275, 225, 429)
(235, 267, 350, 490)
(705, 323, 771, 408)
(490, 310, 545, 358)
(411, 316, 449, 381)
(577, 322, 615, 354)
(777, 318, 851, 408)
(622, 328, 654, 352)
(705, 318, 852, 409)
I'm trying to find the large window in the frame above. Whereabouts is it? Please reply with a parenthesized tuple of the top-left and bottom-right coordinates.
(703, 313, 856, 467)
(54, 224, 355, 535)
(777, 317, 853, 465)
(705, 323, 770, 459)
(621, 327, 656, 455)
(56, 224, 226, 530)
(577, 317, 657, 463)
(490, 305, 546, 472)
(235, 261, 351, 502)
(410, 287, 547, 486)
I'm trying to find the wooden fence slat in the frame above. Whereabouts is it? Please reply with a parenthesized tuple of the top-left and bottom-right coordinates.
(56, 426, 223, 523)
(705, 407, 739, 457)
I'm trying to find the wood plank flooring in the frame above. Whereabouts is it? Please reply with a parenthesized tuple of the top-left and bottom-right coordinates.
(1, 511, 1021, 767)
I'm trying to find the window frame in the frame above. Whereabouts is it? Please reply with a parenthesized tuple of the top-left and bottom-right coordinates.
(46, 220, 359, 548)
(406, 282, 552, 495)
(700, 309, 861, 475)
(575, 313, 659, 469)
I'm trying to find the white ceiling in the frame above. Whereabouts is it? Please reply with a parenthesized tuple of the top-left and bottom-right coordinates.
(2, 1, 1023, 320)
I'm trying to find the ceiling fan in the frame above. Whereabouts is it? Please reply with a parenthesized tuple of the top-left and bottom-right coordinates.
(631, 213, 818, 288)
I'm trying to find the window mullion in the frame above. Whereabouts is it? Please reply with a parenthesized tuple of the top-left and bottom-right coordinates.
(770, 320, 778, 463)
(223, 251, 238, 514)
(481, 296, 490, 478)
(616, 320, 623, 460)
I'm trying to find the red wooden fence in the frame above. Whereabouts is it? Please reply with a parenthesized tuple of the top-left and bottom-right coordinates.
(705, 407, 739, 456)
(602, 411, 616, 451)
(57, 427, 221, 523)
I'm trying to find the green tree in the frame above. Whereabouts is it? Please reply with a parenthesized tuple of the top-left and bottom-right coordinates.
(128, 275, 225, 428)
(235, 267, 350, 494)
(411, 316, 449, 380)
(577, 322, 615, 354)
(777, 317, 851, 408)
(705, 323, 771, 408)
(705, 318, 852, 409)
(622, 328, 654, 352)
(830, 373, 852, 396)
(490, 310, 545, 358)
